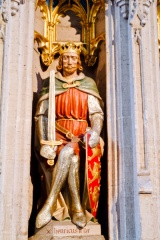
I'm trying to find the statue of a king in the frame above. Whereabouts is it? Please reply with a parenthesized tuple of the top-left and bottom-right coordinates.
(35, 42, 104, 230)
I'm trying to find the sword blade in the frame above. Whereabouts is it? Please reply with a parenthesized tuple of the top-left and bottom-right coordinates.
(48, 70, 56, 141)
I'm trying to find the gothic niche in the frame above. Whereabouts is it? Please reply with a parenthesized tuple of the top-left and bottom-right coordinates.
(29, 0, 107, 238)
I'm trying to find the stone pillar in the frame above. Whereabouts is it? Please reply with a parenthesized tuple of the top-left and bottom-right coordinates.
(106, 1, 141, 239)
(106, 0, 160, 239)
(130, 1, 160, 239)
(0, 13, 6, 178)
(0, 0, 35, 239)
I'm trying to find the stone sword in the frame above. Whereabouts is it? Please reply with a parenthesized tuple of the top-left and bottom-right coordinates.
(41, 70, 62, 166)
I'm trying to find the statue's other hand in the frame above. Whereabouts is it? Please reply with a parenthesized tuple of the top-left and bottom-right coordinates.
(40, 145, 57, 159)
(87, 130, 100, 148)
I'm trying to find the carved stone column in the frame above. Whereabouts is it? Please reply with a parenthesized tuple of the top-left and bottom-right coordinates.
(106, 0, 160, 239)
(106, 1, 141, 239)
(0, 0, 6, 196)
(129, 1, 160, 239)
(0, 0, 35, 239)
(0, 14, 5, 180)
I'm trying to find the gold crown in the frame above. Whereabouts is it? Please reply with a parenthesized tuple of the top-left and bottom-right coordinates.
(59, 42, 82, 55)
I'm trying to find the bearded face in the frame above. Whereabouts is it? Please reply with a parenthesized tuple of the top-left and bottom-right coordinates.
(62, 52, 79, 76)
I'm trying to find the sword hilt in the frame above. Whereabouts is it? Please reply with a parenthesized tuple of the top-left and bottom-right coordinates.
(40, 139, 63, 166)
(40, 139, 63, 148)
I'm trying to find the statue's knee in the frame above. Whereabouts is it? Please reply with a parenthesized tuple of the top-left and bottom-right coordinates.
(59, 146, 74, 159)
(72, 155, 79, 163)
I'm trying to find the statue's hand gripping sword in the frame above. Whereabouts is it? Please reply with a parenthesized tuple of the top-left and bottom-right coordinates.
(41, 70, 62, 166)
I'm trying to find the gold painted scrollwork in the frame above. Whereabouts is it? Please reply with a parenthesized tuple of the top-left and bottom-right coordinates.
(89, 186, 100, 204)
(88, 162, 101, 184)
(34, 0, 105, 66)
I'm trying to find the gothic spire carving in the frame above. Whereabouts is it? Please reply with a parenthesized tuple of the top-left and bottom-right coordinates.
(116, 0, 129, 19)
(11, 0, 23, 16)
(130, 0, 154, 27)
(1, 0, 25, 22)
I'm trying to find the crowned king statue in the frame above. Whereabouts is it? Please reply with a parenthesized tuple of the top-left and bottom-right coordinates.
(35, 41, 104, 229)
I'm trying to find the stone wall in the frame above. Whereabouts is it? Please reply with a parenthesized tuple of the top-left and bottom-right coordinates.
(0, 0, 35, 239)
(107, 0, 160, 239)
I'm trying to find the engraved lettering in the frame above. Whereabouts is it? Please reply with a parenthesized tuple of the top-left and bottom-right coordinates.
(83, 228, 90, 233)
(53, 226, 91, 235)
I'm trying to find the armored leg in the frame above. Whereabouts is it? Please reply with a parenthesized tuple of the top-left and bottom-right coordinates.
(68, 155, 87, 229)
(36, 146, 74, 228)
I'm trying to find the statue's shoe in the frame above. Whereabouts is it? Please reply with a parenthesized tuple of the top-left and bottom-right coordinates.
(36, 203, 52, 228)
(71, 211, 87, 229)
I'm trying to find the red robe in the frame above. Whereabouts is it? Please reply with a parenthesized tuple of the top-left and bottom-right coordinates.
(56, 88, 88, 155)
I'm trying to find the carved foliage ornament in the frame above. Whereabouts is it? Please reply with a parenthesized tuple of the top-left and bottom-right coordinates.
(1, 0, 25, 22)
(116, 0, 154, 26)
(130, 0, 154, 27)
(0, 24, 5, 40)
(35, 0, 105, 66)
(11, 0, 25, 16)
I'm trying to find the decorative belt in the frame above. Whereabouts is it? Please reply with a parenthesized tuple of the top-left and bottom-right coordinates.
(56, 118, 87, 122)
(55, 121, 85, 148)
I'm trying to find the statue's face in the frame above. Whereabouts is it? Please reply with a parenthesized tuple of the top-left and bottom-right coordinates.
(62, 52, 79, 75)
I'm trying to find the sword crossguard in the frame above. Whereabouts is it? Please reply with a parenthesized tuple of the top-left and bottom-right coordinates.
(40, 139, 63, 148)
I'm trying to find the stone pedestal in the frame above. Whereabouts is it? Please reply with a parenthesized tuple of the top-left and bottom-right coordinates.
(29, 237, 105, 240)
(29, 220, 105, 240)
